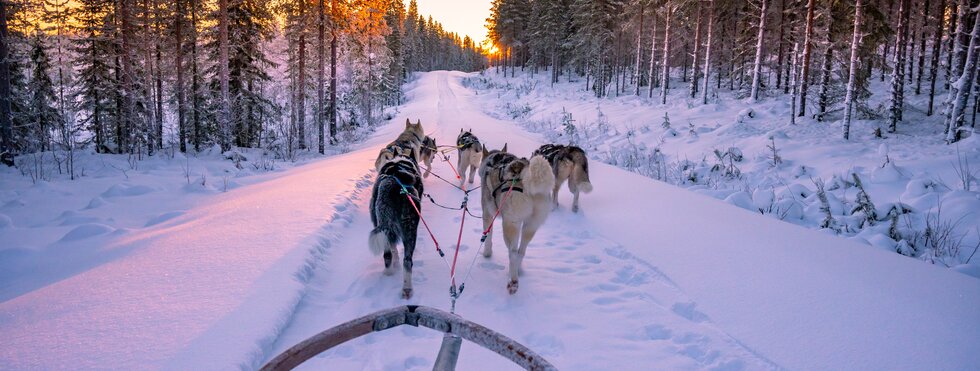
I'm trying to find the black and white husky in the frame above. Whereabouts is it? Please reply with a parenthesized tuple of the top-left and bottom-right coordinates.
(369, 144, 425, 299)
(479, 144, 556, 294)
(456, 129, 483, 184)
(533, 144, 593, 212)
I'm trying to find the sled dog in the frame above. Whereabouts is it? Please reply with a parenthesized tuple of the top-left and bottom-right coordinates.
(369, 145, 424, 299)
(375, 119, 425, 172)
(419, 136, 436, 178)
(456, 129, 483, 184)
(479, 144, 555, 294)
(533, 144, 593, 212)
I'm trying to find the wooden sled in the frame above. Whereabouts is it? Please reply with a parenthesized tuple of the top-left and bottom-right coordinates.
(262, 305, 557, 371)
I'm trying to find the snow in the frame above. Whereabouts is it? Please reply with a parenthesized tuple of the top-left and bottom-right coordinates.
(1, 71, 979, 370)
(467, 68, 980, 271)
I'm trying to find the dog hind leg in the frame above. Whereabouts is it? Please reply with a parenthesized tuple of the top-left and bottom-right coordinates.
(400, 225, 417, 299)
(481, 202, 494, 257)
(503, 220, 521, 294)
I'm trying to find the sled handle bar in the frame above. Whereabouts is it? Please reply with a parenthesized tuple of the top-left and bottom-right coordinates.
(260, 305, 557, 371)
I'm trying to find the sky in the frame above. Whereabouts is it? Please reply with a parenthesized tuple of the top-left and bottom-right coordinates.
(415, 0, 493, 46)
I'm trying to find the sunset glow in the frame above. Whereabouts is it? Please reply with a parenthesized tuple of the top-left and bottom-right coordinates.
(416, 0, 492, 44)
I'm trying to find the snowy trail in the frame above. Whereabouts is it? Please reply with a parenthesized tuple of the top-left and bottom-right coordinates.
(0, 118, 410, 369)
(266, 72, 775, 370)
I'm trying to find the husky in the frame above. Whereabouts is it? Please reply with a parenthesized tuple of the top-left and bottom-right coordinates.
(419, 136, 436, 178)
(368, 145, 424, 299)
(533, 144, 594, 213)
(479, 144, 556, 294)
(456, 129, 483, 185)
(374, 119, 425, 172)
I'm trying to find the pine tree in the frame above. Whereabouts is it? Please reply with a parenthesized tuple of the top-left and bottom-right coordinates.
(72, 0, 116, 153)
(0, 0, 13, 165)
(28, 32, 61, 152)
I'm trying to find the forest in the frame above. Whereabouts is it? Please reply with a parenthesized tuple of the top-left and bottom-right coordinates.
(486, 0, 980, 143)
(0, 0, 486, 170)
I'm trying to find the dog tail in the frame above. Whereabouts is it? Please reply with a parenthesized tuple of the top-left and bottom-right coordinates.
(572, 150, 593, 194)
(523, 155, 556, 196)
(369, 227, 391, 255)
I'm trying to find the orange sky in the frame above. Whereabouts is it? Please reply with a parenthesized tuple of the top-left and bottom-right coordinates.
(416, 0, 492, 46)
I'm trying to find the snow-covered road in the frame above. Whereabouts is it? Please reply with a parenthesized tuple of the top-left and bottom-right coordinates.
(2, 71, 978, 370)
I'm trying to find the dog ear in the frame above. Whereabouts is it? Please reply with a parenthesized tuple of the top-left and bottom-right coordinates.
(459, 128, 463, 133)
(416, 119, 422, 127)
(405, 119, 411, 128)
(502, 143, 508, 152)
(482, 146, 489, 157)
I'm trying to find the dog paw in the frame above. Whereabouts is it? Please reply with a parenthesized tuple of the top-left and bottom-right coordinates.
(483, 247, 493, 258)
(572, 205, 579, 213)
(507, 280, 519, 294)
(402, 288, 413, 299)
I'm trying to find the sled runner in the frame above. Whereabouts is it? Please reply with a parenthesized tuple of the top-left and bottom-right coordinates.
(261, 305, 557, 371)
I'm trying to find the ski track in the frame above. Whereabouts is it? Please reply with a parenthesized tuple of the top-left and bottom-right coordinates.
(264, 72, 780, 370)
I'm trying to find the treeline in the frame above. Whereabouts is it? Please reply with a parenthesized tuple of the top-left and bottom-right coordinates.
(487, 0, 979, 142)
(0, 0, 486, 167)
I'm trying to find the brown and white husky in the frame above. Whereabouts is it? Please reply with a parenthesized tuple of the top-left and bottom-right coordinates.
(533, 144, 593, 212)
(479, 144, 556, 294)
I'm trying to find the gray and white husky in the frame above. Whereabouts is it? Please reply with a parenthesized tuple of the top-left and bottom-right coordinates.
(533, 144, 593, 212)
(479, 144, 556, 294)
(369, 131, 425, 299)
(375, 119, 425, 172)
(456, 129, 483, 185)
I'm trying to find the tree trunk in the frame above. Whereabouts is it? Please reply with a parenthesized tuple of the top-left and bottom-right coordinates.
(702, 0, 714, 104)
(889, 0, 911, 133)
(798, 0, 815, 117)
(143, 0, 157, 155)
(691, 0, 703, 98)
(329, 0, 337, 143)
(317, 0, 325, 153)
(791, 42, 799, 125)
(175, 0, 187, 152)
(817, 5, 834, 121)
(154, 0, 164, 150)
(751, 0, 768, 101)
(945, 0, 959, 89)
(648, 11, 658, 97)
(843, 0, 863, 140)
(218, 0, 231, 151)
(661, 4, 672, 104)
(190, 0, 201, 152)
(915, 0, 930, 94)
(297, 3, 307, 150)
(946, 10, 980, 142)
(635, 4, 644, 96)
(928, 0, 946, 115)
(774, 0, 785, 91)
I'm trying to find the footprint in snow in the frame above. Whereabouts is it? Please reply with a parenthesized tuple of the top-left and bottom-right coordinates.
(479, 261, 504, 271)
(642, 324, 673, 340)
(671, 302, 709, 323)
(612, 265, 652, 287)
